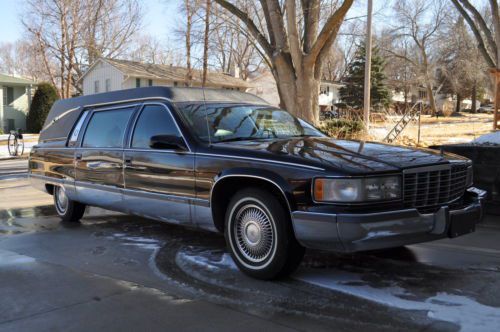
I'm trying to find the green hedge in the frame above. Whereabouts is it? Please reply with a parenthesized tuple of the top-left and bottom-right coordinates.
(320, 119, 365, 139)
(27, 83, 59, 133)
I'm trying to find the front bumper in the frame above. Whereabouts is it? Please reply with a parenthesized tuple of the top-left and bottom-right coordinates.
(291, 187, 486, 252)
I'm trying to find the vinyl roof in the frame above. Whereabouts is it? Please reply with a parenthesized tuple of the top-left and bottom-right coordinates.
(39, 87, 269, 143)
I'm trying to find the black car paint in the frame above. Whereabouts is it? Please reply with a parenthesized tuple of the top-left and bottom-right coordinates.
(29, 87, 474, 240)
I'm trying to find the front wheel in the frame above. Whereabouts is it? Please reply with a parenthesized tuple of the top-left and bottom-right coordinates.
(54, 186, 86, 222)
(225, 188, 305, 280)
(7, 135, 17, 156)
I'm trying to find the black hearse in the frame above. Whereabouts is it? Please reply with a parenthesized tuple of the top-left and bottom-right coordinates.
(29, 87, 485, 279)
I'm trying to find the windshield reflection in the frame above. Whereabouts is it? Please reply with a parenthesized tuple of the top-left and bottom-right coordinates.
(178, 104, 324, 143)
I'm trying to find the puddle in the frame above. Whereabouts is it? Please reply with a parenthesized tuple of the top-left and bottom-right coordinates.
(294, 269, 500, 332)
(0, 205, 56, 221)
(170, 245, 500, 332)
(0, 250, 36, 267)
(107, 233, 162, 251)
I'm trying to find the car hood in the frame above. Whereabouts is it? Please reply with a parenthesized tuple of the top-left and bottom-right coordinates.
(213, 137, 467, 174)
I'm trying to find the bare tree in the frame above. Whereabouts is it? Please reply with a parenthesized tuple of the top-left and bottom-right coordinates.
(22, 0, 143, 98)
(437, 16, 488, 112)
(213, 0, 354, 124)
(390, 0, 445, 115)
(177, 0, 203, 84)
(127, 35, 182, 65)
(208, 2, 265, 79)
(0, 40, 51, 81)
(79, 0, 142, 68)
(22, 0, 83, 98)
(451, 0, 500, 128)
(379, 31, 419, 106)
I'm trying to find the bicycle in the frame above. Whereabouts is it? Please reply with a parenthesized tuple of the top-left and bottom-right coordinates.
(7, 129, 24, 157)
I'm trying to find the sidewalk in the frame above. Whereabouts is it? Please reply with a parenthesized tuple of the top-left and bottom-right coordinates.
(0, 134, 38, 160)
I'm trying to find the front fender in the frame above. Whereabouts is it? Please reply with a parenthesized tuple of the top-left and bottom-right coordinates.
(212, 167, 296, 211)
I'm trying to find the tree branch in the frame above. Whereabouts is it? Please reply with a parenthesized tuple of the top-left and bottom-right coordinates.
(308, 0, 354, 63)
(285, 0, 303, 73)
(451, 0, 496, 67)
(456, 0, 497, 61)
(213, 0, 273, 58)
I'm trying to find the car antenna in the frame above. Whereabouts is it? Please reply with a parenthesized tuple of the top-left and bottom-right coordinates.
(201, 84, 212, 146)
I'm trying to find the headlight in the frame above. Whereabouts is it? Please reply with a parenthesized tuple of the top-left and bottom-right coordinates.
(314, 176, 401, 203)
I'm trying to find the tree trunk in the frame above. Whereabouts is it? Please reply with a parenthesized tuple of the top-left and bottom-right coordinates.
(455, 93, 461, 113)
(495, 71, 500, 129)
(272, 61, 320, 124)
(425, 82, 437, 116)
(471, 82, 477, 113)
(489, 69, 500, 130)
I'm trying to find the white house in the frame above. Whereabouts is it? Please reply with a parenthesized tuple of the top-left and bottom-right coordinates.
(319, 80, 344, 112)
(248, 70, 345, 111)
(80, 58, 252, 96)
(0, 74, 36, 132)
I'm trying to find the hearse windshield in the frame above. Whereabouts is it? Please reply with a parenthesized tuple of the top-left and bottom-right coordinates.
(178, 104, 324, 143)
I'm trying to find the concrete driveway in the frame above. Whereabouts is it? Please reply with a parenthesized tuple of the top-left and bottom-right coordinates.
(1, 159, 500, 332)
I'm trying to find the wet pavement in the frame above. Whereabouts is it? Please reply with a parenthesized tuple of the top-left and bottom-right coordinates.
(1, 159, 500, 331)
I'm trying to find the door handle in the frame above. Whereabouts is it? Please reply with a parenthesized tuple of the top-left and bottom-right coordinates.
(75, 153, 82, 160)
(124, 157, 132, 164)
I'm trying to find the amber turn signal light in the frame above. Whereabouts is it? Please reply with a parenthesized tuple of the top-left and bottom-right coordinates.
(314, 179, 324, 201)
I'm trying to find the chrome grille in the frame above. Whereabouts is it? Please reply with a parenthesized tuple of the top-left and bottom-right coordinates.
(403, 164, 469, 209)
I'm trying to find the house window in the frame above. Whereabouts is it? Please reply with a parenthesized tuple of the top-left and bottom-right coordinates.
(94, 80, 100, 94)
(136, 78, 141, 88)
(105, 79, 111, 92)
(3, 87, 14, 105)
(174, 82, 178, 87)
(419, 90, 427, 99)
(148, 79, 153, 87)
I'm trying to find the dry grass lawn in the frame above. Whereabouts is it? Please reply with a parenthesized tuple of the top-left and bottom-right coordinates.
(369, 113, 495, 147)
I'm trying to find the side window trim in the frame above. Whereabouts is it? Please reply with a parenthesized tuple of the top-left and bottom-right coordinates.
(79, 104, 138, 149)
(127, 102, 191, 152)
(67, 108, 87, 147)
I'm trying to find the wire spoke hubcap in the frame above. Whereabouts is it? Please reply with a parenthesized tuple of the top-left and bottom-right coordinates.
(234, 204, 274, 263)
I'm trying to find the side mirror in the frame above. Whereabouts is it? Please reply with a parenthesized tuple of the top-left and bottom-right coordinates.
(149, 135, 187, 151)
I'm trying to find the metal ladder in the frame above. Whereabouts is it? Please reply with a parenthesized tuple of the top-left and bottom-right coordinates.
(384, 102, 422, 143)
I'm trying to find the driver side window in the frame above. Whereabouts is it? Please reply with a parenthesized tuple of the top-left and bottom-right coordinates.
(131, 105, 181, 149)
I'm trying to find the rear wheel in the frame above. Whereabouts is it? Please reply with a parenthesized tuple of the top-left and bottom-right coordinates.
(225, 188, 305, 280)
(54, 186, 86, 222)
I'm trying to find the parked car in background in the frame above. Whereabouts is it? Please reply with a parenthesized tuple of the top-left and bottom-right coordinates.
(29, 87, 485, 280)
(319, 110, 339, 121)
(478, 105, 494, 114)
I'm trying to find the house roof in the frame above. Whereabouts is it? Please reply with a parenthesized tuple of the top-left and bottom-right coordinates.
(0, 73, 37, 86)
(83, 58, 252, 89)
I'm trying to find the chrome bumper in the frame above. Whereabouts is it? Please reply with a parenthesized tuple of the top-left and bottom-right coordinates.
(291, 187, 486, 252)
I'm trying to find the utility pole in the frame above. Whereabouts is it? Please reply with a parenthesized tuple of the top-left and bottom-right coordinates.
(363, 0, 373, 129)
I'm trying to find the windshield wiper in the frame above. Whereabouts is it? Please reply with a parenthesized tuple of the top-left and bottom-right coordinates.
(214, 136, 270, 143)
(289, 134, 319, 138)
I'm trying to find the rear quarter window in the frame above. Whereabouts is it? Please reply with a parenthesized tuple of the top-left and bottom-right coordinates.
(82, 108, 134, 148)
